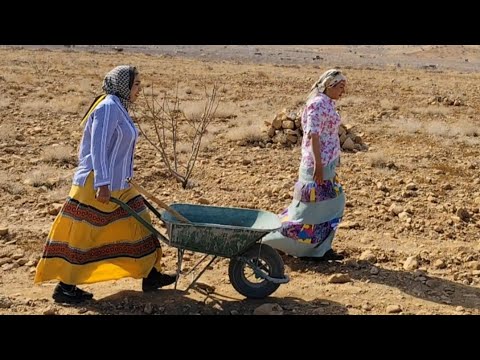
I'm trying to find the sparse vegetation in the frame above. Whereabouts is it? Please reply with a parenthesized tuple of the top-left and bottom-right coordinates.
(41, 145, 76, 165)
(225, 124, 265, 145)
(0, 124, 15, 142)
(23, 165, 57, 188)
(136, 83, 219, 189)
(425, 121, 453, 137)
(366, 151, 389, 168)
(388, 118, 423, 134)
(2, 46, 480, 315)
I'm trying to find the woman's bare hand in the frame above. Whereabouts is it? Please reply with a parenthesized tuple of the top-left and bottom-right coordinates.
(96, 185, 111, 203)
(313, 164, 324, 185)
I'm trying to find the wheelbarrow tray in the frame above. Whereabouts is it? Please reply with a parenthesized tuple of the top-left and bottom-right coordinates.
(161, 203, 282, 258)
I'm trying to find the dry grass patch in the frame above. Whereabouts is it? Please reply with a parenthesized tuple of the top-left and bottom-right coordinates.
(49, 96, 86, 114)
(388, 118, 423, 134)
(410, 105, 452, 117)
(0, 171, 26, 195)
(453, 119, 480, 137)
(432, 163, 468, 177)
(366, 151, 389, 168)
(379, 98, 400, 111)
(0, 124, 15, 142)
(41, 145, 76, 165)
(225, 123, 265, 145)
(0, 97, 12, 108)
(214, 103, 238, 120)
(425, 121, 454, 137)
(46, 182, 72, 203)
(20, 100, 55, 114)
(23, 165, 58, 188)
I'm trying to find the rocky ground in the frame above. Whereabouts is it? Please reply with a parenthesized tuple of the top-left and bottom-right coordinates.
(1, 45, 480, 315)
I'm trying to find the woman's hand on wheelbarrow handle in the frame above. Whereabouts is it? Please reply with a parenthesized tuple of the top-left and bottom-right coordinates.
(96, 185, 111, 204)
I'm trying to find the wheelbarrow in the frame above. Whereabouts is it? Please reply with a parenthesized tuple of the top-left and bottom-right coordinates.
(110, 193, 289, 299)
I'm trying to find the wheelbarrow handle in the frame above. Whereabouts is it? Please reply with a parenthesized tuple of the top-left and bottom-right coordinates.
(109, 197, 170, 244)
(127, 179, 191, 224)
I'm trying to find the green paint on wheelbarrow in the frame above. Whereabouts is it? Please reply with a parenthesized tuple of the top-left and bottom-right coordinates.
(162, 203, 282, 258)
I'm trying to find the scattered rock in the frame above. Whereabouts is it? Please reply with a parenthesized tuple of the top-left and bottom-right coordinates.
(253, 303, 284, 315)
(359, 250, 377, 263)
(386, 305, 402, 314)
(327, 274, 351, 284)
(403, 256, 419, 271)
(0, 296, 13, 309)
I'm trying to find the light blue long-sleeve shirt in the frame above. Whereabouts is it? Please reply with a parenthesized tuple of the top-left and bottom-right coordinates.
(73, 95, 138, 191)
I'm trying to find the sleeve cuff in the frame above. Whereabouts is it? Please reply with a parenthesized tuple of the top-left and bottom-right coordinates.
(94, 180, 110, 189)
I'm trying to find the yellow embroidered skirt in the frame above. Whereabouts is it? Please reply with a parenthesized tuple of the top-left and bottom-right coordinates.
(35, 172, 162, 285)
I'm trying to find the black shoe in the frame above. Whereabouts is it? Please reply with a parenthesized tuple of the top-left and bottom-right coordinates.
(322, 249, 345, 261)
(142, 272, 177, 292)
(301, 250, 345, 263)
(52, 282, 94, 304)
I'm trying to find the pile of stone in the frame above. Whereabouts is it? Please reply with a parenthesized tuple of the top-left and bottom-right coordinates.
(265, 109, 303, 146)
(338, 123, 367, 151)
(265, 108, 367, 151)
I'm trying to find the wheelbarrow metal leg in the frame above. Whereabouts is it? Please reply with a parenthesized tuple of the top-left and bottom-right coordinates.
(185, 253, 211, 276)
(175, 248, 184, 290)
(185, 255, 218, 292)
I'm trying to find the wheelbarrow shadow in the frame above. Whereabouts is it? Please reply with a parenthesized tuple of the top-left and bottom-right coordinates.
(60, 285, 348, 315)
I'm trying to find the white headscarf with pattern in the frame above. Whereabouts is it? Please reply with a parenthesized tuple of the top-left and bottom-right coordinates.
(307, 68, 347, 101)
(102, 65, 137, 110)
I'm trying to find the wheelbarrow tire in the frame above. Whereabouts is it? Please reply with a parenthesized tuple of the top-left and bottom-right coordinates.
(228, 243, 284, 299)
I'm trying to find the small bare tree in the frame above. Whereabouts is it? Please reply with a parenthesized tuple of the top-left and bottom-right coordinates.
(134, 83, 219, 189)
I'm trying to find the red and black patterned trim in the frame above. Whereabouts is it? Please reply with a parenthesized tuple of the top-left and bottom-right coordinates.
(42, 234, 160, 265)
(61, 195, 146, 227)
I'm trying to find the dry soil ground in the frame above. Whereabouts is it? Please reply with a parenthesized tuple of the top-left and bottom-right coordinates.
(1, 45, 480, 315)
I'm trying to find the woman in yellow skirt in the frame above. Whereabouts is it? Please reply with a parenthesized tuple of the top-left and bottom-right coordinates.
(35, 65, 176, 303)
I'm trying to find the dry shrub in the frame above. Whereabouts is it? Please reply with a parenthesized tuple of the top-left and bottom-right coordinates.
(0, 97, 12, 108)
(46, 182, 72, 203)
(425, 121, 452, 137)
(78, 79, 95, 94)
(398, 118, 423, 134)
(379, 99, 400, 110)
(433, 163, 467, 177)
(0, 124, 15, 142)
(207, 124, 229, 136)
(225, 125, 265, 144)
(181, 101, 204, 120)
(454, 119, 480, 137)
(0, 172, 26, 195)
(176, 142, 191, 154)
(36, 88, 49, 98)
(411, 105, 451, 116)
(366, 151, 389, 168)
(181, 101, 236, 121)
(24, 165, 56, 188)
(49, 96, 86, 114)
(20, 100, 55, 114)
(14, 73, 35, 85)
(42, 145, 76, 165)
(460, 137, 480, 146)
(199, 132, 214, 151)
(214, 103, 237, 120)
(137, 83, 219, 189)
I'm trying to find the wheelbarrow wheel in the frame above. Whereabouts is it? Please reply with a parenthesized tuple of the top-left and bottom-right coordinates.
(228, 243, 284, 299)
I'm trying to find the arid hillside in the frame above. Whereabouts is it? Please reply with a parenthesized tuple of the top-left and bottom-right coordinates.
(1, 45, 480, 315)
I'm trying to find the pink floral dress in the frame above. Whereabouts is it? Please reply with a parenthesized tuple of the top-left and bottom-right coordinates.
(300, 93, 341, 169)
